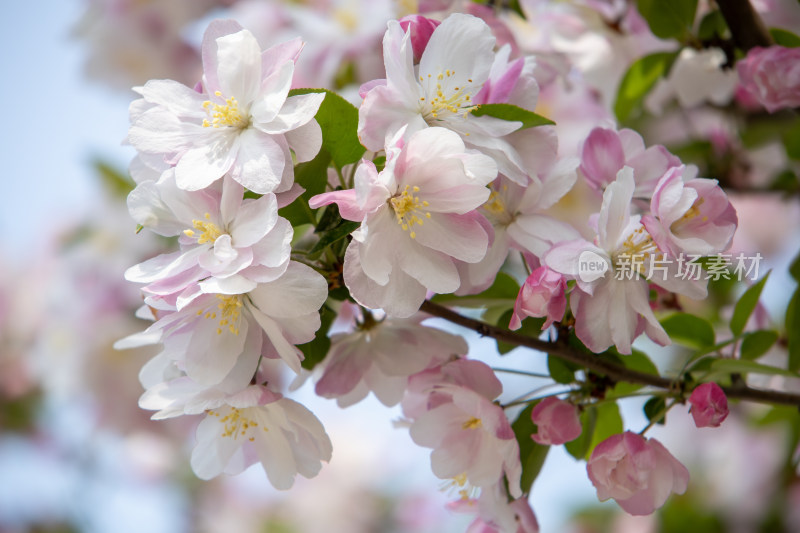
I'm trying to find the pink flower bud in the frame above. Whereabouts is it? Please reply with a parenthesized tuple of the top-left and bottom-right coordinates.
(587, 432, 689, 515)
(530, 397, 581, 445)
(398, 15, 440, 64)
(688, 382, 729, 428)
(509, 266, 566, 330)
(737, 46, 800, 113)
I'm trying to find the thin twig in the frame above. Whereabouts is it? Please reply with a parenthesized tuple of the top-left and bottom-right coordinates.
(716, 0, 772, 52)
(420, 300, 800, 407)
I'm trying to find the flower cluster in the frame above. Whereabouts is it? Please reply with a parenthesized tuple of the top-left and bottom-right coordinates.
(115, 6, 766, 532)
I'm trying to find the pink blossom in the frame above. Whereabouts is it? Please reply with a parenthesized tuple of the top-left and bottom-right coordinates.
(530, 397, 581, 445)
(310, 127, 496, 317)
(737, 46, 800, 113)
(398, 15, 440, 63)
(510, 266, 567, 331)
(587, 431, 689, 515)
(449, 483, 539, 533)
(580, 127, 681, 198)
(688, 382, 729, 428)
(642, 165, 737, 257)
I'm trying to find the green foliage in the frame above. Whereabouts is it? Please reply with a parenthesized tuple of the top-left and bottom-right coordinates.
(636, 0, 698, 41)
(288, 89, 365, 168)
(644, 396, 667, 425)
(548, 355, 576, 384)
(299, 304, 336, 371)
(511, 403, 550, 493)
(565, 403, 623, 461)
(495, 311, 546, 354)
(661, 312, 715, 350)
(709, 358, 799, 379)
(786, 289, 800, 371)
(612, 349, 660, 396)
(472, 103, 555, 129)
(730, 272, 770, 336)
(697, 10, 728, 40)
(615, 52, 677, 122)
(309, 221, 360, 259)
(93, 159, 135, 198)
(432, 272, 519, 309)
(783, 120, 800, 161)
(740, 330, 779, 360)
(770, 28, 800, 48)
(278, 150, 332, 226)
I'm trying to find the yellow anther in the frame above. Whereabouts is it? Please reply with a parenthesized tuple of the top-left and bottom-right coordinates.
(188, 215, 223, 245)
(202, 92, 248, 129)
(389, 184, 431, 238)
(462, 417, 483, 430)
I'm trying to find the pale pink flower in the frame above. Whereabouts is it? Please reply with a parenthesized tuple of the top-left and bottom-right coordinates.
(314, 313, 468, 407)
(737, 46, 800, 113)
(409, 384, 522, 497)
(688, 382, 729, 428)
(544, 167, 707, 354)
(509, 266, 567, 331)
(398, 15, 440, 63)
(587, 431, 689, 515)
(189, 385, 332, 489)
(128, 20, 324, 194)
(580, 127, 680, 198)
(449, 483, 539, 533)
(118, 261, 327, 383)
(126, 172, 292, 296)
(530, 397, 581, 445)
(310, 127, 496, 317)
(358, 13, 540, 184)
(642, 165, 737, 257)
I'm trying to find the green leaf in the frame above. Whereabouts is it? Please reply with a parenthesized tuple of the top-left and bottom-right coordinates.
(471, 103, 554, 129)
(299, 305, 335, 371)
(288, 89, 365, 168)
(614, 52, 677, 122)
(644, 396, 667, 425)
(548, 355, 576, 384)
(636, 0, 698, 41)
(661, 312, 715, 349)
(770, 28, 800, 48)
(432, 272, 520, 308)
(730, 272, 770, 336)
(613, 349, 660, 395)
(565, 403, 623, 461)
(709, 358, 800, 379)
(790, 250, 800, 282)
(308, 221, 360, 257)
(697, 10, 728, 40)
(740, 330, 779, 360)
(496, 311, 545, 354)
(93, 159, 135, 198)
(279, 150, 332, 226)
(565, 407, 596, 460)
(787, 288, 800, 371)
(511, 404, 550, 493)
(782, 120, 800, 161)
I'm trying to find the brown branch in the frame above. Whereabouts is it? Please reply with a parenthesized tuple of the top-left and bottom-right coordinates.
(420, 300, 800, 407)
(716, 0, 773, 52)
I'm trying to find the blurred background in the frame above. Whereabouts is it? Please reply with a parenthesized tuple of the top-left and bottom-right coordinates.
(2, 1, 800, 532)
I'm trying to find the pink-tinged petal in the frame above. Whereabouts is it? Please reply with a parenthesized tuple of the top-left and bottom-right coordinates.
(128, 107, 206, 155)
(398, 15, 441, 63)
(315, 343, 369, 398)
(617, 128, 646, 160)
(231, 129, 286, 194)
(359, 78, 386, 99)
(185, 312, 248, 385)
(125, 247, 206, 283)
(137, 79, 208, 117)
(419, 13, 495, 94)
(626, 280, 670, 350)
(257, 92, 325, 135)
(248, 307, 302, 374)
(543, 239, 601, 278)
(627, 144, 681, 197)
(598, 167, 635, 251)
(475, 53, 524, 105)
(509, 214, 581, 257)
(229, 193, 278, 247)
(249, 61, 294, 126)
(199, 274, 257, 295)
(190, 413, 239, 479)
(414, 212, 489, 263)
(355, 160, 392, 213)
(383, 20, 423, 105)
(536, 156, 579, 210)
(275, 183, 304, 208)
(343, 244, 428, 317)
(357, 210, 401, 285)
(688, 382, 729, 428)
(309, 189, 365, 221)
(581, 128, 625, 189)
(175, 133, 239, 191)
(358, 84, 422, 152)
(398, 240, 461, 295)
(572, 287, 614, 353)
(250, 217, 292, 269)
(200, 19, 245, 95)
(284, 119, 322, 163)
(248, 261, 327, 318)
(219, 177, 244, 227)
(215, 29, 262, 104)
(260, 37, 303, 79)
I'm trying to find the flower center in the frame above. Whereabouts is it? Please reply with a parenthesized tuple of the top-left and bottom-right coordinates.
(441, 473, 480, 500)
(612, 226, 661, 276)
(672, 197, 708, 230)
(420, 69, 478, 123)
(184, 213, 224, 244)
(209, 407, 268, 442)
(202, 91, 249, 129)
(198, 294, 243, 335)
(389, 185, 430, 239)
(461, 417, 483, 430)
(482, 187, 515, 226)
